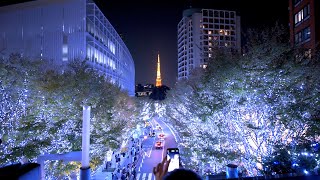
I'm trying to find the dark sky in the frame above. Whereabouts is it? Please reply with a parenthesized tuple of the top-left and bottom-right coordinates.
(0, 0, 289, 87)
(94, 0, 289, 87)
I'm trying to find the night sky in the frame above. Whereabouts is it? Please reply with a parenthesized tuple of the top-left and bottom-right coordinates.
(0, 0, 289, 87)
(94, 0, 289, 87)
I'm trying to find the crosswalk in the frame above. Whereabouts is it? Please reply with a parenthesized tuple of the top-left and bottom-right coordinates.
(135, 172, 155, 180)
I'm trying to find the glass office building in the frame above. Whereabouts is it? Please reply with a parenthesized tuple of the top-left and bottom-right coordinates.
(0, 0, 135, 96)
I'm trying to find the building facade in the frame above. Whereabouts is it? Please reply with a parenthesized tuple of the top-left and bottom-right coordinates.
(135, 84, 154, 97)
(0, 0, 135, 96)
(288, 0, 320, 54)
(177, 8, 241, 80)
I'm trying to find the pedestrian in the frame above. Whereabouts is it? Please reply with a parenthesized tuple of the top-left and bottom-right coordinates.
(121, 173, 126, 180)
(116, 170, 120, 180)
(132, 168, 136, 178)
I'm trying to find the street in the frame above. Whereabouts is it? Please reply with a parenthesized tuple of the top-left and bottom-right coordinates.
(135, 117, 178, 180)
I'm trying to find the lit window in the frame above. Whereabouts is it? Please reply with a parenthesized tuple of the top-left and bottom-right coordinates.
(62, 34, 68, 61)
(294, 4, 310, 25)
(302, 26, 311, 40)
(62, 45, 68, 54)
(208, 31, 212, 35)
(295, 26, 311, 44)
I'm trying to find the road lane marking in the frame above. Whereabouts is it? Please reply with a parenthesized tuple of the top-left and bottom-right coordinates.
(136, 173, 155, 180)
(148, 173, 153, 180)
(139, 157, 144, 171)
(142, 173, 146, 180)
(161, 141, 165, 160)
(160, 119, 178, 143)
(147, 136, 156, 158)
(136, 173, 141, 180)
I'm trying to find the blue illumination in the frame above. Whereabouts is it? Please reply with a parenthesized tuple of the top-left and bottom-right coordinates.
(0, 0, 135, 96)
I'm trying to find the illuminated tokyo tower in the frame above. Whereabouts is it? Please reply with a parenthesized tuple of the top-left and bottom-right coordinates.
(155, 52, 162, 87)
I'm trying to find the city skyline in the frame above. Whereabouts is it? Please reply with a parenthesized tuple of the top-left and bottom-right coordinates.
(0, 0, 289, 87)
(95, 0, 288, 87)
(0, 1, 319, 179)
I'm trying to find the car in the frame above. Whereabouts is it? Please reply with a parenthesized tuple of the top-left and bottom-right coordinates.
(155, 140, 164, 149)
(158, 133, 165, 140)
(156, 124, 162, 130)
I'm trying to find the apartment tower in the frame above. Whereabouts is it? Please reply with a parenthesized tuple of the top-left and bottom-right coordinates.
(177, 8, 241, 80)
(288, 0, 320, 54)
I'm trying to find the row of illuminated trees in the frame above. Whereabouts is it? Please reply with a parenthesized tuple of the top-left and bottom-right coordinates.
(161, 26, 320, 176)
(0, 55, 144, 178)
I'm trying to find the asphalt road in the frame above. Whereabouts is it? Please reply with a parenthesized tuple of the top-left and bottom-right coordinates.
(135, 117, 178, 180)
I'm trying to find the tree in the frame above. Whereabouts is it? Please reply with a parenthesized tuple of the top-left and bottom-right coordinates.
(262, 141, 320, 175)
(163, 25, 320, 175)
(149, 85, 170, 100)
(0, 56, 141, 178)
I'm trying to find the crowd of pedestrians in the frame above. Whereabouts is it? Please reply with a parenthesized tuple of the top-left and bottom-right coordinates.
(109, 137, 143, 180)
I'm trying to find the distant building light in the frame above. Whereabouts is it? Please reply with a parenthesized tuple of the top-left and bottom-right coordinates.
(62, 45, 68, 54)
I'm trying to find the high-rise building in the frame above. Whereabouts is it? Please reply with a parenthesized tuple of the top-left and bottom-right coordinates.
(155, 53, 162, 87)
(0, 0, 135, 96)
(288, 0, 320, 54)
(177, 8, 241, 80)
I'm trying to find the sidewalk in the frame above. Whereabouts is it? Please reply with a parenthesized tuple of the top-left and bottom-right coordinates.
(93, 137, 143, 180)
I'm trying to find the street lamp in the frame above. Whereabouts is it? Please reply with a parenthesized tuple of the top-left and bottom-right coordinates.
(80, 105, 91, 180)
